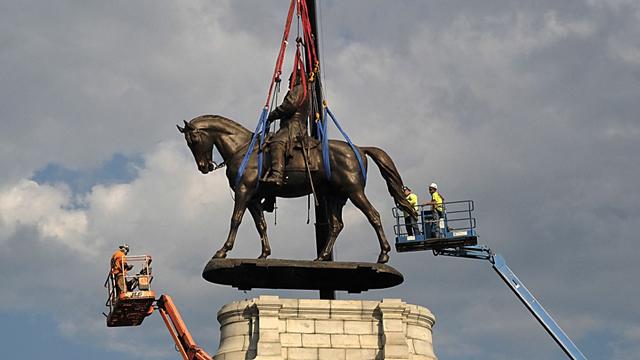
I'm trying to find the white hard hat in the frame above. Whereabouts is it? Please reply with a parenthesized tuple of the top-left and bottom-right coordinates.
(429, 183, 438, 190)
(119, 243, 130, 254)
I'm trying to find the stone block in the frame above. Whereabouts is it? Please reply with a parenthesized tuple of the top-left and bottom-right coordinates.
(346, 348, 378, 360)
(410, 355, 437, 360)
(217, 352, 239, 360)
(298, 299, 332, 319)
(384, 344, 409, 359)
(407, 337, 415, 354)
(382, 318, 406, 333)
(286, 319, 314, 333)
(330, 300, 363, 320)
(359, 334, 381, 349)
(280, 333, 302, 347)
(279, 298, 300, 318)
(330, 334, 361, 348)
(384, 332, 409, 346)
(412, 339, 435, 357)
(361, 301, 380, 318)
(257, 341, 281, 357)
(259, 330, 281, 343)
(217, 335, 247, 353)
(407, 324, 425, 340)
(315, 320, 344, 334)
(344, 320, 373, 334)
(259, 316, 281, 330)
(220, 321, 251, 339)
(287, 347, 318, 360)
(302, 334, 331, 348)
(318, 348, 346, 360)
(298, 299, 331, 309)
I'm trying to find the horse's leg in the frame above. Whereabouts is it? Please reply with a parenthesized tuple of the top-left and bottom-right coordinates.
(316, 196, 347, 261)
(247, 201, 271, 259)
(348, 191, 391, 264)
(213, 190, 250, 258)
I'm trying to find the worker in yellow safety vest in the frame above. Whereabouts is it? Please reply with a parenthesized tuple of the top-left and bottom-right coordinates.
(110, 244, 133, 296)
(426, 183, 445, 237)
(403, 186, 421, 236)
(427, 183, 444, 217)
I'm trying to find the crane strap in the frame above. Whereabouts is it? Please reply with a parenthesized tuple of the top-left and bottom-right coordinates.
(265, 0, 297, 107)
(317, 105, 367, 182)
(235, 107, 269, 187)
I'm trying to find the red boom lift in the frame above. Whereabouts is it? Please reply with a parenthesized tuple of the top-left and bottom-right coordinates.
(104, 254, 213, 360)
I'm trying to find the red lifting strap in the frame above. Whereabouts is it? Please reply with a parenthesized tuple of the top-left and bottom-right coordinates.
(265, 0, 297, 107)
(291, 43, 308, 105)
(298, 0, 318, 68)
(264, 0, 318, 108)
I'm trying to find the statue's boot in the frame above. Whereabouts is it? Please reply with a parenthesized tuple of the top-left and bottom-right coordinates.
(264, 143, 285, 185)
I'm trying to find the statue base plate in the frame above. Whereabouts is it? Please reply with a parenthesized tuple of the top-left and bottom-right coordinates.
(202, 258, 403, 293)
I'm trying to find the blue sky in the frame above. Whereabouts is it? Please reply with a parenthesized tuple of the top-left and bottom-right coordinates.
(1, 1, 640, 359)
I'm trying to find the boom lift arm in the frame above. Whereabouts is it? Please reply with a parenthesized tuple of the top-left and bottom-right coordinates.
(156, 295, 213, 360)
(434, 245, 587, 360)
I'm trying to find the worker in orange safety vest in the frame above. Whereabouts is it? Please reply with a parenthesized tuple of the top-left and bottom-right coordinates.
(110, 244, 133, 296)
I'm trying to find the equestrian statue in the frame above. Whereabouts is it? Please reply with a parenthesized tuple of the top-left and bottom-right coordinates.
(177, 76, 416, 264)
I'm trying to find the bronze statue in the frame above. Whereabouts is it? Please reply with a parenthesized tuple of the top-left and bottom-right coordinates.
(178, 115, 416, 263)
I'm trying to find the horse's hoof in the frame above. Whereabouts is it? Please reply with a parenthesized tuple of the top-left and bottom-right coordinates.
(377, 252, 389, 264)
(315, 253, 330, 261)
(213, 249, 227, 259)
(257, 247, 271, 259)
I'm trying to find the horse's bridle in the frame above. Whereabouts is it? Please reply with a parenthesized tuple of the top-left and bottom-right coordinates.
(209, 160, 226, 171)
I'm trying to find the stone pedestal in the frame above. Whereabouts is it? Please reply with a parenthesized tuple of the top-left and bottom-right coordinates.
(214, 296, 437, 360)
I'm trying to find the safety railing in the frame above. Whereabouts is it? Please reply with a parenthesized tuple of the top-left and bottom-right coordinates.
(104, 255, 154, 311)
(392, 200, 476, 238)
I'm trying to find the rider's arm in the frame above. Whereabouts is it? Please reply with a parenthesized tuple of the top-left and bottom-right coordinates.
(267, 85, 303, 122)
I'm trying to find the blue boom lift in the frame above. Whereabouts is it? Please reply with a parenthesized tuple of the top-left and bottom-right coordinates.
(392, 200, 587, 360)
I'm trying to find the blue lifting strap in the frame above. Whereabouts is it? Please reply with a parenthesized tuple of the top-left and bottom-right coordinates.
(318, 106, 367, 182)
(316, 111, 331, 178)
(236, 107, 269, 187)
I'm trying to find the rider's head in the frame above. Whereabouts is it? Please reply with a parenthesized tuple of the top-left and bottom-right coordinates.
(428, 183, 438, 193)
(119, 243, 130, 255)
(288, 70, 303, 87)
(403, 186, 411, 194)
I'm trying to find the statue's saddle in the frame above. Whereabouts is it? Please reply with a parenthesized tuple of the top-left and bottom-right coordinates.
(264, 134, 321, 172)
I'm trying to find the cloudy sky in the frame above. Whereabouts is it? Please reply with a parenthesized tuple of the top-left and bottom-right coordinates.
(1, 0, 639, 359)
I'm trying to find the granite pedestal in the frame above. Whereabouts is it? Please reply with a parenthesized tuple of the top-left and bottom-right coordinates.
(214, 296, 437, 360)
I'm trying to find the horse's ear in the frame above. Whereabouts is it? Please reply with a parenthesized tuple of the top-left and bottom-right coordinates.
(177, 124, 185, 133)
(184, 120, 195, 130)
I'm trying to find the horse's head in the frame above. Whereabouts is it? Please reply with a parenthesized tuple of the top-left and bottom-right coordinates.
(177, 119, 215, 174)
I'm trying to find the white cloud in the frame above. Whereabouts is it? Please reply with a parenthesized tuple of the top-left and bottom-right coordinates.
(0, 180, 89, 252)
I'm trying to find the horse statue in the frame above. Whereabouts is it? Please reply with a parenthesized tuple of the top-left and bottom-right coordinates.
(177, 115, 416, 263)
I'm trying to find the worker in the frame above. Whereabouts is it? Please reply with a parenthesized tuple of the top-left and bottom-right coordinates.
(110, 244, 133, 296)
(427, 183, 445, 237)
(263, 70, 310, 185)
(403, 186, 421, 236)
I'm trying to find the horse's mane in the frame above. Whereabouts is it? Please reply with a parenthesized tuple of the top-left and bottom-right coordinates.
(191, 115, 252, 136)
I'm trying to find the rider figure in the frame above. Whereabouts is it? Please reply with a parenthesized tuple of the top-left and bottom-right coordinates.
(263, 70, 310, 185)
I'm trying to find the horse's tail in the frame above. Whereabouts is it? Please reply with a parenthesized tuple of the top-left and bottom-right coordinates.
(362, 147, 417, 217)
